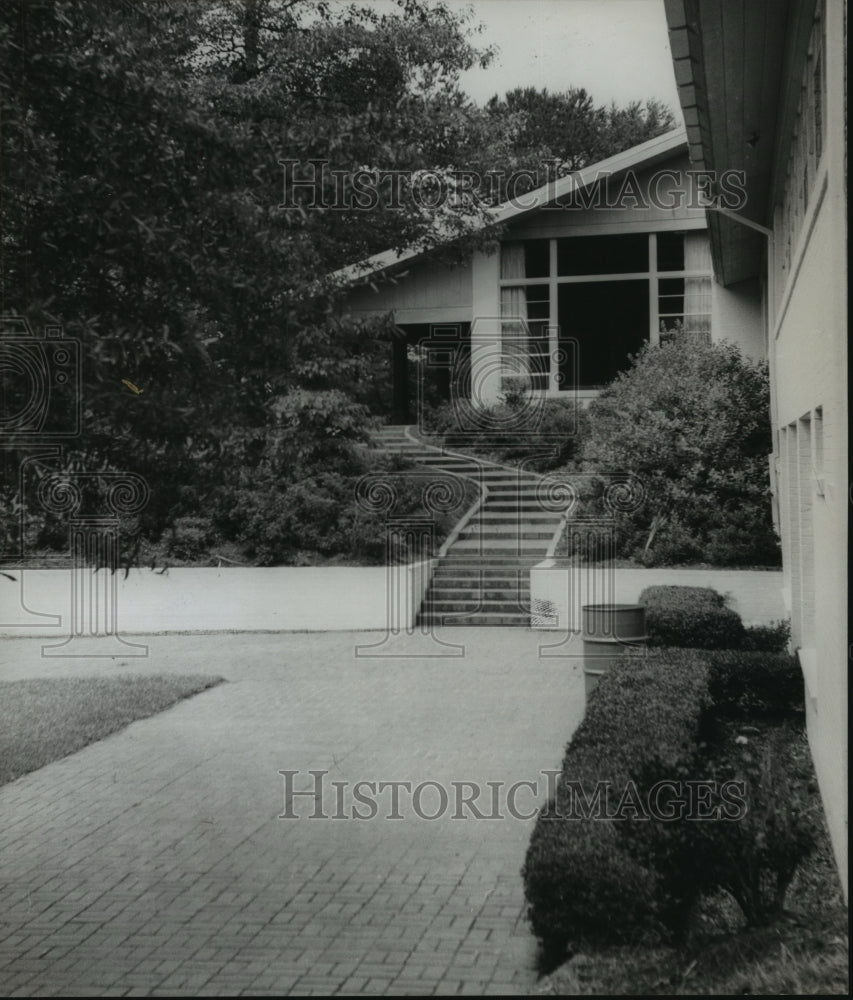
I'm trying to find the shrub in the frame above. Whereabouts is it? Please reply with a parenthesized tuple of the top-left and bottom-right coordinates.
(639, 585, 746, 650)
(523, 643, 814, 957)
(640, 585, 726, 609)
(742, 619, 791, 653)
(163, 515, 217, 562)
(685, 723, 819, 925)
(703, 649, 804, 715)
(421, 398, 587, 472)
(217, 455, 475, 566)
(522, 652, 710, 954)
(576, 334, 780, 567)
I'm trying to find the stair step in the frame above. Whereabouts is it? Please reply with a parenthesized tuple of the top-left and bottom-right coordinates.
(439, 551, 542, 572)
(422, 602, 531, 614)
(460, 524, 554, 537)
(473, 510, 558, 518)
(450, 539, 550, 550)
(427, 591, 530, 603)
(417, 613, 531, 626)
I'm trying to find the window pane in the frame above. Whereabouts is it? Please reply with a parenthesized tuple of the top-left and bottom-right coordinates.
(501, 240, 549, 279)
(657, 232, 684, 271)
(557, 234, 648, 276)
(524, 240, 550, 278)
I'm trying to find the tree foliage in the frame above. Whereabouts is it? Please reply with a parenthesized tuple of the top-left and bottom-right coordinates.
(0, 0, 679, 564)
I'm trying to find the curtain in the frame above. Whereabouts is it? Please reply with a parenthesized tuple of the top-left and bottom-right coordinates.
(500, 285, 528, 381)
(499, 243, 530, 382)
(684, 233, 712, 338)
(500, 242, 526, 279)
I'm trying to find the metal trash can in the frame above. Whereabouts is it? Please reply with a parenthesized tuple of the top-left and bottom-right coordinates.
(582, 603, 647, 699)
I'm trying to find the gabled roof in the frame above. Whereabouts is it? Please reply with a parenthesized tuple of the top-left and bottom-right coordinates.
(331, 126, 689, 286)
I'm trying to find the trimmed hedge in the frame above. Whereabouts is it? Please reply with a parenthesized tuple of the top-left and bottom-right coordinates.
(704, 649, 804, 715)
(522, 652, 710, 953)
(641, 585, 726, 609)
(639, 585, 746, 650)
(741, 619, 791, 653)
(523, 644, 810, 956)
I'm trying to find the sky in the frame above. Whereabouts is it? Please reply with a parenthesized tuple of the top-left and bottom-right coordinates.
(456, 0, 682, 118)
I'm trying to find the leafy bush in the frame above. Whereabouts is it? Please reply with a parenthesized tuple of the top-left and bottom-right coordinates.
(640, 585, 726, 609)
(524, 643, 814, 958)
(421, 397, 587, 472)
(576, 334, 780, 566)
(163, 515, 218, 562)
(742, 619, 791, 653)
(522, 652, 710, 955)
(215, 454, 475, 566)
(684, 721, 819, 926)
(703, 649, 804, 715)
(639, 585, 746, 650)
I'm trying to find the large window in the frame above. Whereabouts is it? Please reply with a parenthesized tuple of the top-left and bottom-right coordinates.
(499, 231, 713, 391)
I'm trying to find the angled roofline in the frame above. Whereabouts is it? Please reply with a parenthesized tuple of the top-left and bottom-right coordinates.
(330, 126, 689, 286)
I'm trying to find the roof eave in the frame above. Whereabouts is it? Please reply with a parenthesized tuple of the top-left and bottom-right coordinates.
(331, 127, 689, 287)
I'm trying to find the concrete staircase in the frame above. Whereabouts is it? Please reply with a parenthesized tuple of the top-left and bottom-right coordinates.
(371, 425, 565, 626)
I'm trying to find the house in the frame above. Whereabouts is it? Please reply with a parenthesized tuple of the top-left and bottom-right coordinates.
(664, 0, 847, 896)
(336, 126, 765, 422)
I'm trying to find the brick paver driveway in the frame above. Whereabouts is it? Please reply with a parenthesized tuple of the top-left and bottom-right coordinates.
(0, 629, 584, 996)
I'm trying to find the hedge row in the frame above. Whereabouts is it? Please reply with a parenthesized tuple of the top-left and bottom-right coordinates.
(639, 585, 790, 653)
(522, 645, 809, 957)
(522, 652, 710, 954)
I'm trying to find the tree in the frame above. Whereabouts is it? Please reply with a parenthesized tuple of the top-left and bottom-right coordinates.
(0, 0, 494, 559)
(575, 334, 780, 567)
(473, 88, 676, 201)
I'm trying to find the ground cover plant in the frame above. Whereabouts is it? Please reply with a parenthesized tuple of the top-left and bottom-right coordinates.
(419, 396, 587, 473)
(0, 674, 223, 785)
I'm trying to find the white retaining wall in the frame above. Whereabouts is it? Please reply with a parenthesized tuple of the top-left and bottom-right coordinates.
(0, 562, 436, 636)
(530, 562, 786, 630)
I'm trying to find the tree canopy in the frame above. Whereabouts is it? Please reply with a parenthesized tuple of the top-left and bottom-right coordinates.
(1, 0, 678, 564)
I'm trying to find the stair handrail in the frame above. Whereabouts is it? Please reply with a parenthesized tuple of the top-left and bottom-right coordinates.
(399, 426, 491, 559)
(405, 426, 567, 563)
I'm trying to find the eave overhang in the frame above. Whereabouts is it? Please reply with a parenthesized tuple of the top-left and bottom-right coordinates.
(664, 0, 818, 286)
(331, 127, 689, 287)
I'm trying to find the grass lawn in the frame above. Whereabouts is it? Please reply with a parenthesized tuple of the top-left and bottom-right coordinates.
(0, 674, 224, 785)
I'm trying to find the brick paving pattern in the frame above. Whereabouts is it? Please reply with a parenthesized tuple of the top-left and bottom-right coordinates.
(0, 629, 584, 996)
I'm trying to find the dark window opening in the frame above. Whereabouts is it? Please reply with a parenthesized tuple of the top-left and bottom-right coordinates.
(557, 234, 648, 276)
(656, 232, 685, 271)
(557, 280, 648, 388)
(524, 239, 550, 278)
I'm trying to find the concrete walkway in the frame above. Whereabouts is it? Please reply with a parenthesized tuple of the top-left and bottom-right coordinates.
(0, 630, 585, 996)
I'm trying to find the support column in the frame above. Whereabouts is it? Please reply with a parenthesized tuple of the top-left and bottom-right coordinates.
(470, 249, 503, 408)
(391, 333, 410, 424)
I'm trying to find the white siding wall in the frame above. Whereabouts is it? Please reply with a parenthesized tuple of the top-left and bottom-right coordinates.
(712, 277, 765, 360)
(769, 0, 847, 897)
(343, 257, 472, 324)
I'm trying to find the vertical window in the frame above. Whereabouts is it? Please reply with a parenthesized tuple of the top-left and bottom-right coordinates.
(797, 415, 815, 646)
(500, 240, 549, 279)
(500, 286, 549, 391)
(813, 406, 825, 497)
(657, 233, 712, 340)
